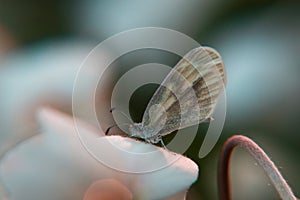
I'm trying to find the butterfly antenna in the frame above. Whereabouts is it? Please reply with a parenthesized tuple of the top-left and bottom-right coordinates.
(105, 122, 131, 135)
(105, 124, 118, 135)
(110, 107, 133, 123)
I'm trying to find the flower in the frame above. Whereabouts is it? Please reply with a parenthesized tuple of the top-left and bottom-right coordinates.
(0, 39, 112, 161)
(0, 107, 199, 200)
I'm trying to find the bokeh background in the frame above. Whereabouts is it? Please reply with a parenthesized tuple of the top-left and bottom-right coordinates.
(0, 0, 299, 199)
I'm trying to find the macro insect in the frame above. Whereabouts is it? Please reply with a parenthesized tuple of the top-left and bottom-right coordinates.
(106, 47, 226, 145)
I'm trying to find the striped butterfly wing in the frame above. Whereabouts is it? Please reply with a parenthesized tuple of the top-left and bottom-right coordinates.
(141, 47, 226, 137)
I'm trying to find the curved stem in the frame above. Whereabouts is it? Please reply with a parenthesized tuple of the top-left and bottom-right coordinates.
(218, 135, 297, 200)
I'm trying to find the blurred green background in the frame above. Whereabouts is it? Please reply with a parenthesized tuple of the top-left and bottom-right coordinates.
(0, 0, 299, 199)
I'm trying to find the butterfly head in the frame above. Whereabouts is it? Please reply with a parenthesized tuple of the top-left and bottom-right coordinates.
(128, 123, 162, 144)
(128, 123, 146, 139)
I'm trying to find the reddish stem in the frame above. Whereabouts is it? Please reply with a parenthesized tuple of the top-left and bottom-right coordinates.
(218, 135, 297, 200)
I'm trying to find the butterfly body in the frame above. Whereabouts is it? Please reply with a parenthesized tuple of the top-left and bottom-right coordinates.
(114, 47, 226, 144)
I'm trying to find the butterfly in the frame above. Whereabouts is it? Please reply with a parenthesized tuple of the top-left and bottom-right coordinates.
(108, 47, 226, 145)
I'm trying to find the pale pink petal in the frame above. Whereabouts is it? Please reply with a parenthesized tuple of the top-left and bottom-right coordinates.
(0, 107, 198, 200)
(0, 40, 112, 158)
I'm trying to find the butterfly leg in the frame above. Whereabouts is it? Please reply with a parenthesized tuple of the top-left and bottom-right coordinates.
(149, 136, 167, 149)
(105, 124, 118, 135)
(159, 139, 178, 155)
(159, 138, 167, 149)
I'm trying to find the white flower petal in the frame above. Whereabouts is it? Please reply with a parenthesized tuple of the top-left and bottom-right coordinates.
(0, 40, 112, 157)
(0, 107, 198, 200)
(89, 136, 198, 199)
(0, 108, 110, 200)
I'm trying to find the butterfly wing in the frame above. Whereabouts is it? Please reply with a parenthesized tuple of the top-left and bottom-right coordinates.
(141, 47, 226, 137)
